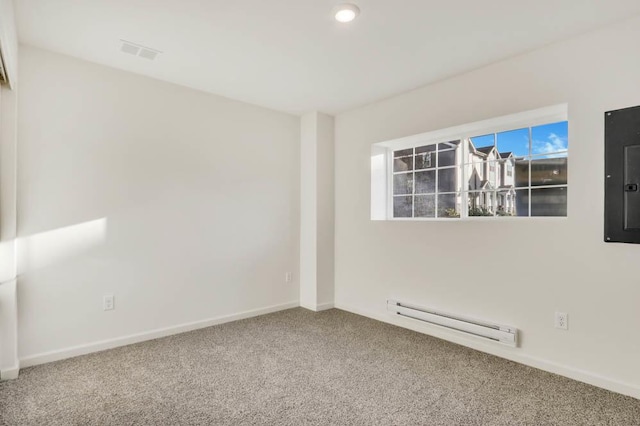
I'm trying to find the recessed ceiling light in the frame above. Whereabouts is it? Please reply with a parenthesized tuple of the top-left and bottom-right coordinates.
(334, 3, 360, 23)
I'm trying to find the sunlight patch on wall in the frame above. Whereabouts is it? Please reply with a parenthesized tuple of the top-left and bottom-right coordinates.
(18, 218, 108, 272)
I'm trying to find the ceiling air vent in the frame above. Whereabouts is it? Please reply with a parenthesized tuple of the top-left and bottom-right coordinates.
(120, 40, 161, 61)
(137, 48, 158, 61)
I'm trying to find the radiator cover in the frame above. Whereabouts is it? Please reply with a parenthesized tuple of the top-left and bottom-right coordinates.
(387, 300, 518, 347)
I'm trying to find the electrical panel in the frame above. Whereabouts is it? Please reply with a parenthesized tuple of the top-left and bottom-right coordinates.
(605, 105, 640, 244)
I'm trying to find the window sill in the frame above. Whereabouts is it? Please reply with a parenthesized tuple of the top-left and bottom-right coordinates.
(378, 216, 569, 222)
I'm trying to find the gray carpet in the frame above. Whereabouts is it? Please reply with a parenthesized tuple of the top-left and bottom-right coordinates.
(1, 308, 639, 425)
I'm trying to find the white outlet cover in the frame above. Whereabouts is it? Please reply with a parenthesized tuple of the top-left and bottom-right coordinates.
(103, 294, 115, 311)
(555, 312, 568, 330)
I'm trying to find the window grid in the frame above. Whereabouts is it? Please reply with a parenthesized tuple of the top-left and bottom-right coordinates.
(390, 122, 568, 219)
(393, 144, 461, 218)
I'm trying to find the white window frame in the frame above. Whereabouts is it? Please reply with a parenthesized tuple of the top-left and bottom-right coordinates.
(371, 104, 568, 221)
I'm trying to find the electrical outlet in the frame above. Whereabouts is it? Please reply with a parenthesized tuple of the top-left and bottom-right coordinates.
(554, 311, 568, 330)
(285, 272, 292, 283)
(103, 294, 115, 311)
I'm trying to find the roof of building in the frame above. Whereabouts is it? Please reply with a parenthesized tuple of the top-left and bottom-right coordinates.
(468, 180, 493, 191)
(476, 146, 495, 155)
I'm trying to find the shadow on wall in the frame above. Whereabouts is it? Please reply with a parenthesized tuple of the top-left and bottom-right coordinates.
(17, 218, 108, 273)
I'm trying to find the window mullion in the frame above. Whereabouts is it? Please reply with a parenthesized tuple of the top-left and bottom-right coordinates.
(434, 145, 439, 218)
(528, 127, 532, 217)
(387, 148, 393, 219)
(461, 138, 468, 219)
(412, 148, 416, 218)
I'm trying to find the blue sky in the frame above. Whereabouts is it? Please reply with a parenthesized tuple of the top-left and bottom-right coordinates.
(470, 121, 568, 158)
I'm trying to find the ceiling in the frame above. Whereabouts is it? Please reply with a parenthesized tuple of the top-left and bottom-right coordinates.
(15, 0, 640, 115)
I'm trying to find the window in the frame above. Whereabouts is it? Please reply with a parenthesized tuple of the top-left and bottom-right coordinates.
(371, 104, 568, 220)
(392, 142, 460, 218)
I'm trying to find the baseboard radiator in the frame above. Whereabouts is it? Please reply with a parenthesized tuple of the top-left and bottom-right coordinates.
(387, 300, 518, 347)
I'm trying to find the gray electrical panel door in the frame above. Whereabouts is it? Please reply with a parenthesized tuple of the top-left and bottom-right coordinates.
(605, 105, 640, 243)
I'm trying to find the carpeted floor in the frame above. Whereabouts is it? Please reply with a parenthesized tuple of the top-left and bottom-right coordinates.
(1, 308, 639, 425)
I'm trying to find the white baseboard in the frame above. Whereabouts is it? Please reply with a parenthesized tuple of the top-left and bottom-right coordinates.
(0, 364, 20, 380)
(315, 302, 334, 311)
(20, 301, 299, 368)
(335, 302, 640, 400)
(300, 302, 334, 312)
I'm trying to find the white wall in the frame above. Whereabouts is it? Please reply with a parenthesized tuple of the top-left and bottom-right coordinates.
(0, 0, 18, 87)
(299, 114, 318, 309)
(0, 83, 19, 379)
(300, 112, 335, 311)
(17, 46, 300, 364)
(335, 16, 640, 398)
(0, 85, 17, 299)
(315, 113, 335, 308)
(0, 0, 19, 380)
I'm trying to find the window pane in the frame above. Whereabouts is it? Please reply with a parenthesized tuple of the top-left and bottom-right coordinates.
(393, 196, 413, 218)
(470, 134, 495, 150)
(415, 195, 435, 218)
(438, 194, 460, 218)
(486, 161, 498, 188)
(514, 189, 530, 217)
(531, 187, 567, 217)
(415, 170, 436, 194)
(466, 161, 485, 190)
(531, 121, 568, 156)
(514, 159, 529, 188)
(497, 128, 529, 157)
(438, 168, 457, 193)
(496, 190, 516, 216)
(464, 140, 474, 162)
(438, 141, 460, 150)
(501, 157, 516, 187)
(438, 150, 456, 167)
(416, 144, 437, 154)
(468, 191, 495, 216)
(530, 156, 567, 187)
(415, 151, 434, 170)
(394, 173, 413, 195)
(393, 155, 413, 172)
(394, 148, 413, 157)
